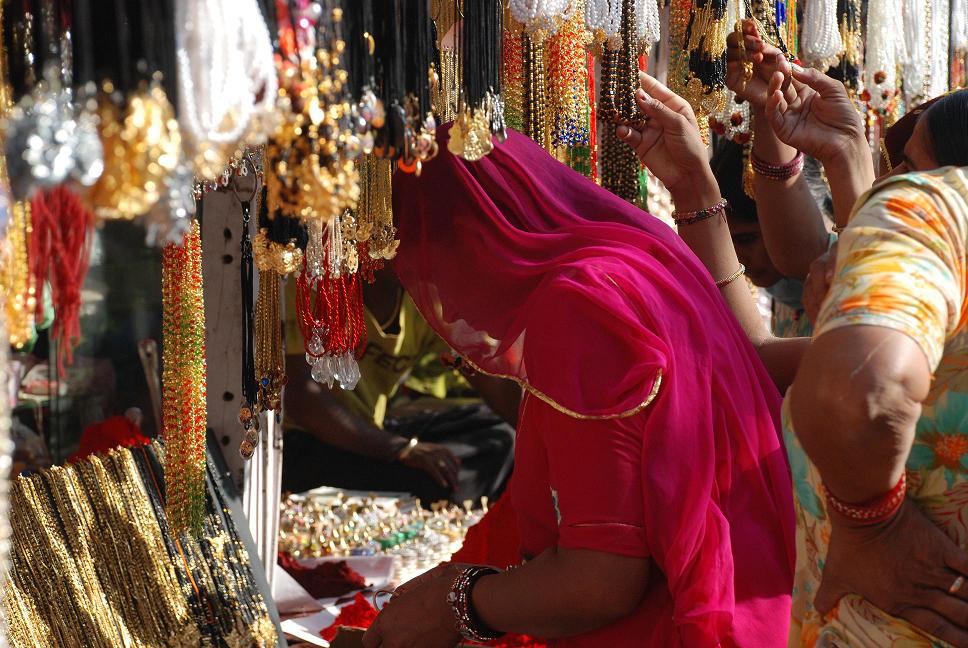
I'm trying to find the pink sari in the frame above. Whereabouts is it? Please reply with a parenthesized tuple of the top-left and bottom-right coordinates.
(393, 127, 795, 646)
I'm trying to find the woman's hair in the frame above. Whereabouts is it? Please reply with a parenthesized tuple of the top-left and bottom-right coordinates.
(711, 139, 834, 224)
(711, 140, 758, 224)
(924, 89, 968, 167)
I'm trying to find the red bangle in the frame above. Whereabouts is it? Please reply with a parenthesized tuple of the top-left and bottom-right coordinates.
(751, 150, 805, 181)
(824, 473, 907, 525)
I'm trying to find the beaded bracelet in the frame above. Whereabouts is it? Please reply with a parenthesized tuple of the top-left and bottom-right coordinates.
(672, 198, 729, 226)
(751, 150, 805, 181)
(824, 473, 906, 525)
(447, 566, 503, 642)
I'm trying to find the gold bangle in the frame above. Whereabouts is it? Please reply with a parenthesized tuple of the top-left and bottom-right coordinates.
(397, 437, 419, 461)
(715, 264, 746, 288)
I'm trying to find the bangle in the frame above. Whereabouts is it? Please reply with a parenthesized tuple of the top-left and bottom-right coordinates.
(672, 198, 729, 226)
(824, 473, 907, 525)
(396, 437, 418, 461)
(751, 150, 805, 181)
(715, 264, 746, 288)
(447, 566, 503, 642)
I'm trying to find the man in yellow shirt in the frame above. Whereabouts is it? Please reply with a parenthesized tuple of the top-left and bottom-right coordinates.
(281, 267, 519, 504)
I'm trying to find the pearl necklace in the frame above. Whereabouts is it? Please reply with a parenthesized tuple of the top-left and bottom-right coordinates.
(636, 0, 661, 52)
(510, 0, 573, 34)
(924, 0, 950, 99)
(175, 0, 277, 147)
(954, 0, 968, 53)
(586, 0, 622, 42)
(864, 0, 906, 111)
(800, 0, 844, 70)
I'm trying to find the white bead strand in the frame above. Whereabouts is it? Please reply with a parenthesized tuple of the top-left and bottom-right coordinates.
(800, 0, 845, 70)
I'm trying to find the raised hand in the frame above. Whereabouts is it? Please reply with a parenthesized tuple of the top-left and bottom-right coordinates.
(726, 20, 793, 111)
(616, 72, 716, 199)
(764, 64, 867, 166)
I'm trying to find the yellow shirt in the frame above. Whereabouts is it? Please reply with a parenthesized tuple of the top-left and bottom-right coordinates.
(284, 280, 449, 428)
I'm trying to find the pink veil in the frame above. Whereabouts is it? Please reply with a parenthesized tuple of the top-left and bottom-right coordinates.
(392, 127, 794, 645)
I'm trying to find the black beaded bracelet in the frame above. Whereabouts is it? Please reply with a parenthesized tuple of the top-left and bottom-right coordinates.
(447, 566, 504, 642)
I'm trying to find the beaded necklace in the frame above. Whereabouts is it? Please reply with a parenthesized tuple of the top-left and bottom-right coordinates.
(161, 222, 208, 536)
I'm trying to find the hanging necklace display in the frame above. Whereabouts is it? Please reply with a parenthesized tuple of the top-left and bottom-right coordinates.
(863, 0, 905, 118)
(295, 239, 366, 391)
(600, 0, 644, 203)
(681, 0, 730, 134)
(953, 0, 968, 88)
(398, 0, 440, 176)
(831, 0, 862, 94)
(161, 221, 208, 536)
(265, 0, 360, 225)
(587, 0, 624, 48)
(709, 0, 752, 146)
(87, 0, 182, 220)
(359, 155, 398, 262)
(0, 3, 35, 351)
(345, 0, 385, 157)
(449, 0, 505, 160)
(523, 33, 550, 150)
(236, 176, 262, 460)
(1, 201, 34, 350)
(174, 0, 277, 179)
(251, 185, 306, 432)
(502, 11, 526, 132)
(635, 0, 661, 53)
(547, 0, 591, 148)
(3, 0, 103, 202)
(800, 0, 844, 69)
(29, 186, 94, 377)
(510, 0, 573, 35)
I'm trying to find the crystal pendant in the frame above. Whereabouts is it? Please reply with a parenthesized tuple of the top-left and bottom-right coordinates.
(311, 357, 334, 388)
(245, 427, 261, 447)
(338, 354, 361, 390)
(308, 333, 325, 356)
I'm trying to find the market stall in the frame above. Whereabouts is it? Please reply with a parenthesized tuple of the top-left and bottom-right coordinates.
(0, 0, 965, 645)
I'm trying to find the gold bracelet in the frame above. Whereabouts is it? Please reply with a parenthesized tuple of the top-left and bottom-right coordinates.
(397, 437, 419, 461)
(715, 264, 746, 288)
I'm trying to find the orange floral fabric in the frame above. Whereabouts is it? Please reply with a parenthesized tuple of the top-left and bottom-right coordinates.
(785, 167, 968, 647)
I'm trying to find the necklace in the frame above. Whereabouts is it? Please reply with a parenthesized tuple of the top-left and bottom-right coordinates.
(175, 0, 277, 177)
(800, 0, 843, 69)
(161, 221, 208, 536)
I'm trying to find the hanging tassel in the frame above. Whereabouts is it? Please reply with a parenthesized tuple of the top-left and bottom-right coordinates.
(29, 186, 94, 376)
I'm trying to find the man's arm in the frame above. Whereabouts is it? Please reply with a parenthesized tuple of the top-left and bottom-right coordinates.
(284, 353, 408, 461)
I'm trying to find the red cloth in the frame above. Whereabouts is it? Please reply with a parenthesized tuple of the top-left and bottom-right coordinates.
(393, 127, 795, 646)
(320, 593, 379, 641)
(451, 495, 522, 569)
(68, 416, 149, 463)
(278, 553, 367, 599)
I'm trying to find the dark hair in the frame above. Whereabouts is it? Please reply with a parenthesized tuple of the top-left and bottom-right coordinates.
(924, 89, 968, 167)
(711, 140, 758, 224)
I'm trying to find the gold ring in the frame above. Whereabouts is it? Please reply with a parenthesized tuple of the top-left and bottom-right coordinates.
(950, 575, 965, 594)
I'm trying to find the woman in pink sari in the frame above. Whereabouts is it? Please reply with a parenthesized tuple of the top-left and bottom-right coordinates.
(362, 126, 794, 647)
